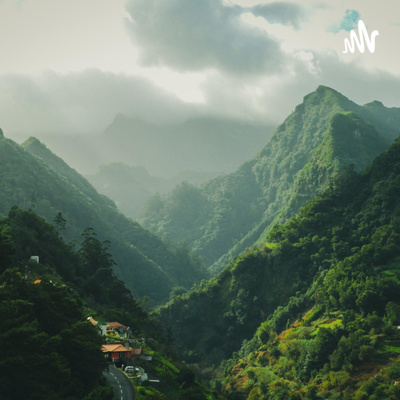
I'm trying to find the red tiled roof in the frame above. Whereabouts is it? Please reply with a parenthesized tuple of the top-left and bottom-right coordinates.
(107, 321, 130, 330)
(102, 344, 132, 353)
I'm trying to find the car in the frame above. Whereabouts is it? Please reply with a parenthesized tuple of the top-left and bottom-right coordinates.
(125, 366, 145, 374)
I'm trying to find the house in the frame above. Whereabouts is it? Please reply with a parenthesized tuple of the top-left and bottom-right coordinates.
(102, 321, 132, 339)
(102, 344, 133, 364)
(87, 319, 132, 338)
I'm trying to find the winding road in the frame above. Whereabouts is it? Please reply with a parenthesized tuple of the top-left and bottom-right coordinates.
(103, 365, 136, 400)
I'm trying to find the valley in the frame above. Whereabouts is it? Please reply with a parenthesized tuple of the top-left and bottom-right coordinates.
(1, 86, 400, 399)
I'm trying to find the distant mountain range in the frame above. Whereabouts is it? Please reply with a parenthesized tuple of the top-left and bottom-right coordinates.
(99, 115, 273, 177)
(0, 132, 207, 304)
(86, 163, 219, 219)
(139, 86, 400, 273)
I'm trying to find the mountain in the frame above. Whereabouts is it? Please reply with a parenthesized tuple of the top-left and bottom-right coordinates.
(155, 134, 400, 399)
(139, 86, 400, 272)
(100, 115, 273, 177)
(86, 163, 218, 219)
(0, 134, 207, 304)
(215, 136, 400, 399)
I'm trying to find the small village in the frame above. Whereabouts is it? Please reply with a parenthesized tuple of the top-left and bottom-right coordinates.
(87, 317, 160, 385)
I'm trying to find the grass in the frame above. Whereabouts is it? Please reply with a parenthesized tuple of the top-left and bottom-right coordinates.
(136, 385, 164, 400)
(383, 257, 400, 276)
(310, 318, 343, 337)
(384, 345, 400, 353)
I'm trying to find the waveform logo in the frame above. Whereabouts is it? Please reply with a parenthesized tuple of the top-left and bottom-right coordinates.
(343, 20, 379, 54)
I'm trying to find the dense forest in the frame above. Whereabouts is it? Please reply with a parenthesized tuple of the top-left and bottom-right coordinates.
(139, 86, 400, 273)
(2, 85, 400, 399)
(156, 134, 400, 399)
(0, 206, 219, 400)
(0, 132, 207, 305)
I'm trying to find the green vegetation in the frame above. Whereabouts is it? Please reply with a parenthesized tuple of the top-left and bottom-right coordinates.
(0, 207, 219, 399)
(139, 86, 400, 273)
(156, 133, 400, 398)
(2, 85, 400, 399)
(86, 162, 219, 220)
(0, 233, 113, 400)
(132, 345, 215, 400)
(0, 134, 207, 304)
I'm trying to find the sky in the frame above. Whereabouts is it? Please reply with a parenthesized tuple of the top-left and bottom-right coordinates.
(0, 0, 399, 140)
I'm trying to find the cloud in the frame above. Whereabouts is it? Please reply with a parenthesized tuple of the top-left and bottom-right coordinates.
(248, 2, 307, 30)
(328, 9, 360, 33)
(0, 70, 195, 136)
(125, 0, 287, 75)
(198, 49, 400, 127)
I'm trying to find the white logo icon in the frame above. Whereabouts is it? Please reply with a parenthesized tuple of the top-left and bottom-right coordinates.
(343, 20, 379, 54)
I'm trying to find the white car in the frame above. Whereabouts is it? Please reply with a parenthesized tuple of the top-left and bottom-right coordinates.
(125, 366, 145, 374)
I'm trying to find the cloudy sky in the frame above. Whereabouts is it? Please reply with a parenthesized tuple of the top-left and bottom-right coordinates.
(0, 0, 399, 139)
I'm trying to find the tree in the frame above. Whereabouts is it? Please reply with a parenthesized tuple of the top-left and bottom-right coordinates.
(54, 212, 67, 232)
(0, 271, 108, 400)
(79, 227, 115, 277)
(0, 224, 15, 273)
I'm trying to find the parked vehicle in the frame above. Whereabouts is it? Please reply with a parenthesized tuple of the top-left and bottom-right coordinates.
(125, 366, 145, 374)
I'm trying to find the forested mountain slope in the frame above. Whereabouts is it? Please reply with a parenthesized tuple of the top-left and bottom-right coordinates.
(0, 208, 219, 400)
(216, 138, 400, 400)
(86, 162, 217, 219)
(0, 132, 206, 304)
(139, 86, 400, 273)
(155, 135, 400, 398)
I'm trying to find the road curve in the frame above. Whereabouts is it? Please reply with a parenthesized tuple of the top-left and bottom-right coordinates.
(103, 365, 136, 400)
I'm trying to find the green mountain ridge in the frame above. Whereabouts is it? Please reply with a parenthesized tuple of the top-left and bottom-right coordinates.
(0, 134, 207, 304)
(86, 162, 219, 219)
(216, 135, 400, 399)
(155, 130, 400, 399)
(23, 136, 116, 209)
(139, 86, 400, 273)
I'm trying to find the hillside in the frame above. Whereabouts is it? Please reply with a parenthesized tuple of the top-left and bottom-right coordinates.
(0, 133, 207, 304)
(215, 136, 400, 399)
(0, 207, 220, 400)
(139, 86, 400, 273)
(86, 163, 218, 219)
(155, 134, 400, 398)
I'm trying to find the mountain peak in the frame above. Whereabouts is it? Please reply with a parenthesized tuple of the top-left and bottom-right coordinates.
(23, 137, 55, 161)
(291, 86, 353, 117)
(364, 100, 385, 108)
(0, 127, 4, 137)
(23, 136, 45, 148)
(305, 85, 350, 104)
(316, 84, 339, 93)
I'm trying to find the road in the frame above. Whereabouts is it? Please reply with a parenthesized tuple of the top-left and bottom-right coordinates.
(103, 365, 136, 400)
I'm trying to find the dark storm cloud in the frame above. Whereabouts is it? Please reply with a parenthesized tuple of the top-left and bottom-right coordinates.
(125, 0, 288, 75)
